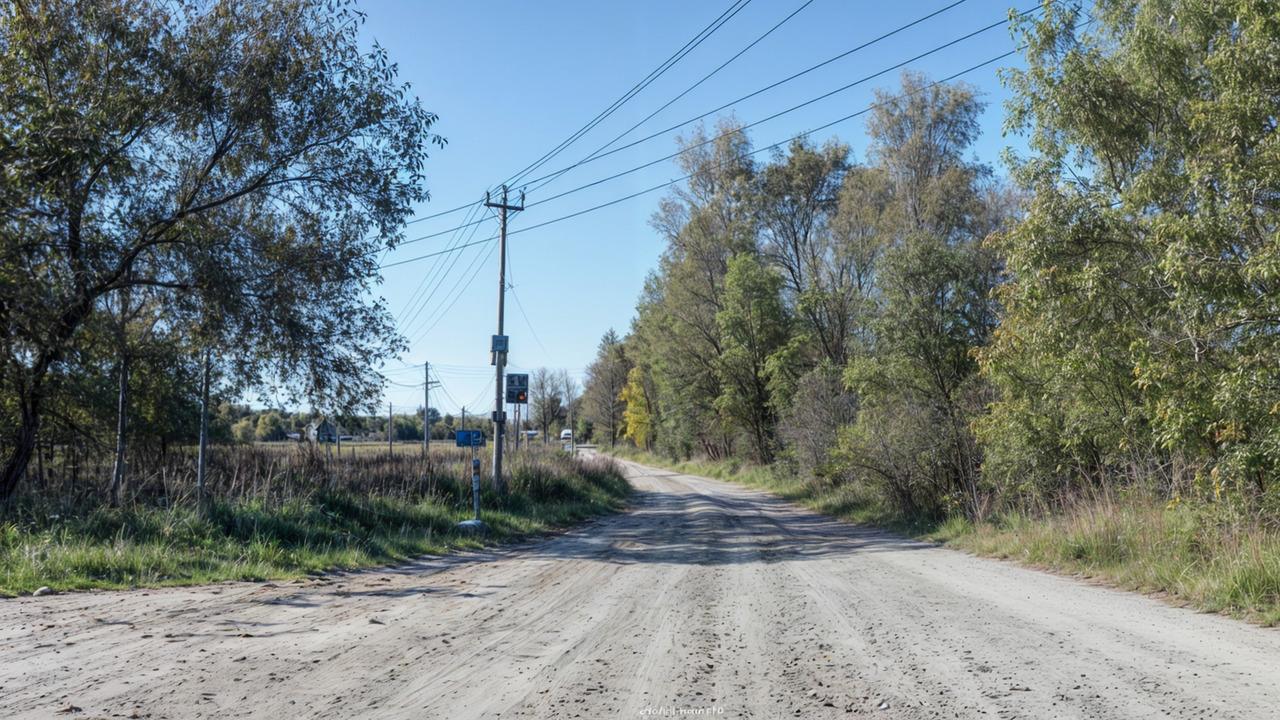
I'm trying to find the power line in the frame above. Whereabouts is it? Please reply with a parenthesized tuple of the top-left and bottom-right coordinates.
(407, 238, 501, 343)
(380, 41, 1034, 273)
(399, 208, 495, 337)
(367, 1, 761, 239)
(510, 286, 548, 355)
(460, 378, 496, 416)
(388, 2, 1025, 255)
(435, 362, 507, 372)
(400, 199, 481, 229)
(503, 0, 754, 188)
(381, 365, 428, 375)
(526, 0, 823, 196)
(436, 381, 466, 414)
(396, 200, 486, 324)
(404, 238, 493, 341)
(519, 0, 996, 191)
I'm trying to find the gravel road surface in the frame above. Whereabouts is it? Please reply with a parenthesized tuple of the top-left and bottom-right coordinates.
(3, 456, 1278, 719)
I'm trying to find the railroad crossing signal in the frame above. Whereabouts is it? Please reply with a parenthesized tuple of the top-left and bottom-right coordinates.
(506, 373, 529, 404)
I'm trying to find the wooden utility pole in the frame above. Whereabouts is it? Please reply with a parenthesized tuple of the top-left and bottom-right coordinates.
(484, 186, 523, 497)
(388, 401, 393, 456)
(430, 358, 435, 453)
(569, 388, 576, 456)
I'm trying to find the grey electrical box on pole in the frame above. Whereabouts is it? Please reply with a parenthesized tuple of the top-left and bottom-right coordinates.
(484, 185, 523, 497)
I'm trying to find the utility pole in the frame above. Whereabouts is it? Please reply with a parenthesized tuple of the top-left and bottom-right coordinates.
(423, 362, 440, 456)
(388, 401, 393, 456)
(485, 185, 523, 497)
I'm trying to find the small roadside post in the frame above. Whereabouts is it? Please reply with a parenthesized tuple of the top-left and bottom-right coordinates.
(456, 428, 486, 533)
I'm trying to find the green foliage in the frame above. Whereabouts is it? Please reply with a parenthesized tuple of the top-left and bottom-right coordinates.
(620, 366, 653, 450)
(714, 253, 789, 462)
(982, 0, 1280, 511)
(620, 75, 1008, 516)
(582, 329, 631, 446)
(255, 411, 289, 442)
(628, 119, 757, 460)
(0, 0, 441, 500)
(831, 72, 1006, 520)
(231, 417, 255, 444)
(607, 3, 1280, 622)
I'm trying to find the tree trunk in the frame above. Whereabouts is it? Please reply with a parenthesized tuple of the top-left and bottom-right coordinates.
(196, 349, 211, 510)
(0, 396, 40, 504)
(0, 295, 97, 504)
(109, 354, 130, 506)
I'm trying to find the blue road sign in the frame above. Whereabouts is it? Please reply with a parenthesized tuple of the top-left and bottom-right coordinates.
(455, 430, 485, 448)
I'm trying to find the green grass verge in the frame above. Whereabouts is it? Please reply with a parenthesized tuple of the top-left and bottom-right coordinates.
(0, 456, 630, 597)
(612, 447, 1280, 626)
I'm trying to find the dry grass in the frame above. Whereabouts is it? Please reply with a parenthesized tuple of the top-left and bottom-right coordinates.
(929, 496, 1280, 626)
(0, 444, 630, 596)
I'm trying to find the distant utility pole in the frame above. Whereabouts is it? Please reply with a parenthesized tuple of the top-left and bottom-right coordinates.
(569, 392, 576, 456)
(423, 362, 439, 456)
(388, 401, 393, 456)
(485, 185, 523, 497)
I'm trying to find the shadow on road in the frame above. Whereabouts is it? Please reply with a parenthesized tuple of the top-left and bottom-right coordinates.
(520, 481, 933, 567)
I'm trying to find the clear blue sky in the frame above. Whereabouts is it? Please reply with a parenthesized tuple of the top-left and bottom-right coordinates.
(360, 0, 1034, 416)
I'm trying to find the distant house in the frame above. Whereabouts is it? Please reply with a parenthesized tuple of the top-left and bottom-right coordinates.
(307, 419, 338, 443)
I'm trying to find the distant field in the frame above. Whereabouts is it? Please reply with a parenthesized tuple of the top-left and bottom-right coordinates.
(245, 439, 560, 458)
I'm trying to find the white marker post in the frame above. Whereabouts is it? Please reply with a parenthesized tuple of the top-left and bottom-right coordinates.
(456, 430, 486, 533)
(470, 455, 481, 521)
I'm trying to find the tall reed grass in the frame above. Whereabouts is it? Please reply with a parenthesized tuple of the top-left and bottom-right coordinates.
(0, 444, 629, 596)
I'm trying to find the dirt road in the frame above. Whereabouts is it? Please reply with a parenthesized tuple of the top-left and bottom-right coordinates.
(3, 457, 1278, 719)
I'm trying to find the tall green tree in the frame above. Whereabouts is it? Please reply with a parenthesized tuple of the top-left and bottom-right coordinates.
(839, 72, 1008, 519)
(755, 139, 851, 366)
(529, 367, 564, 443)
(715, 253, 789, 463)
(0, 0, 440, 500)
(620, 366, 654, 451)
(633, 119, 756, 459)
(582, 329, 631, 447)
(982, 0, 1280, 506)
